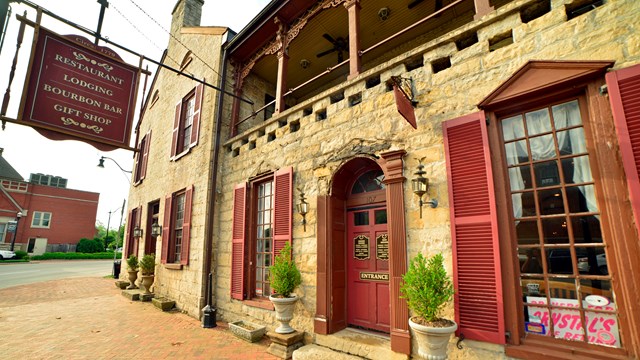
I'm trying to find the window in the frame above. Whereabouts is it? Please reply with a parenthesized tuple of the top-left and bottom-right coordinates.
(133, 130, 151, 184)
(230, 167, 293, 301)
(161, 186, 193, 266)
(501, 99, 620, 348)
(171, 84, 203, 159)
(31, 211, 51, 228)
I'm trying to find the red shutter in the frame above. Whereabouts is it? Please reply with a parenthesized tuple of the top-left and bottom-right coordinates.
(181, 185, 194, 265)
(140, 130, 151, 180)
(273, 166, 293, 259)
(443, 111, 505, 344)
(125, 209, 135, 258)
(161, 195, 172, 264)
(607, 64, 640, 239)
(231, 183, 247, 300)
(135, 206, 142, 257)
(190, 84, 203, 148)
(171, 102, 181, 158)
(133, 143, 141, 183)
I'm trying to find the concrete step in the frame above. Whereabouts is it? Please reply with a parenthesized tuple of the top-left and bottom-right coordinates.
(293, 344, 363, 360)
(312, 328, 408, 360)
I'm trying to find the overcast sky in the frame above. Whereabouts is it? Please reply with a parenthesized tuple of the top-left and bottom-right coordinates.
(0, 0, 269, 226)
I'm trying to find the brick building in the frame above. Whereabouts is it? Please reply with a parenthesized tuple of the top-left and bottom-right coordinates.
(0, 149, 99, 254)
(125, 0, 640, 358)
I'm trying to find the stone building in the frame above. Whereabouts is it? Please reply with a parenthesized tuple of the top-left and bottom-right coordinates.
(125, 0, 640, 358)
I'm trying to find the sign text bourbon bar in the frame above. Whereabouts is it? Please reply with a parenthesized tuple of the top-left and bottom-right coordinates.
(20, 27, 139, 150)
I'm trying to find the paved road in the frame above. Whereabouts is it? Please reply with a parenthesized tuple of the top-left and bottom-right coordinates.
(0, 260, 113, 289)
(0, 276, 277, 359)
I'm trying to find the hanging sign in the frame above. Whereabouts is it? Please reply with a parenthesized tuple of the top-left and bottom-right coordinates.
(19, 27, 139, 150)
(353, 235, 370, 260)
(376, 233, 389, 260)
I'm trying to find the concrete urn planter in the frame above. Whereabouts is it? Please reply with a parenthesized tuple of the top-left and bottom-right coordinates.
(409, 317, 458, 360)
(126, 270, 138, 289)
(140, 275, 154, 295)
(269, 294, 298, 334)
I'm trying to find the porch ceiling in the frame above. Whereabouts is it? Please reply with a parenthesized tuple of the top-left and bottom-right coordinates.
(229, 0, 475, 100)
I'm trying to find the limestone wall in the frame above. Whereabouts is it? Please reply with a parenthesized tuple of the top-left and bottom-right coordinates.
(125, 0, 228, 317)
(214, 0, 639, 357)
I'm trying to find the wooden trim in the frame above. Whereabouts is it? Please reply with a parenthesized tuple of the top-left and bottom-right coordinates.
(244, 298, 275, 311)
(379, 150, 410, 355)
(163, 263, 183, 270)
(473, 0, 493, 20)
(314, 195, 330, 335)
(345, 0, 361, 80)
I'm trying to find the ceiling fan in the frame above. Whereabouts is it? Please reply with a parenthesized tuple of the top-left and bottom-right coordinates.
(316, 33, 348, 63)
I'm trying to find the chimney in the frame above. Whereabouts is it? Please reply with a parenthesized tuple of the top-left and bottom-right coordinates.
(171, 0, 204, 34)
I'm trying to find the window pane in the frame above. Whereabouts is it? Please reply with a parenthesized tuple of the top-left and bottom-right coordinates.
(561, 155, 592, 184)
(571, 216, 603, 244)
(558, 128, 587, 156)
(505, 140, 528, 166)
(508, 165, 532, 191)
(534, 161, 560, 187)
(548, 278, 577, 301)
(550, 308, 583, 342)
(523, 305, 550, 336)
(502, 115, 525, 141)
(374, 210, 387, 224)
(522, 276, 546, 297)
(577, 247, 607, 275)
(265, 238, 271, 252)
(541, 217, 569, 244)
(580, 278, 612, 300)
(354, 212, 369, 226)
(516, 220, 539, 245)
(566, 185, 598, 213)
(539, 188, 565, 215)
(526, 108, 552, 136)
(552, 100, 581, 129)
(516, 192, 536, 217)
(519, 248, 543, 274)
(546, 248, 574, 274)
(530, 134, 556, 160)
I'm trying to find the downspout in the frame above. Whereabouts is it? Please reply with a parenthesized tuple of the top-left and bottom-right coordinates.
(201, 33, 231, 328)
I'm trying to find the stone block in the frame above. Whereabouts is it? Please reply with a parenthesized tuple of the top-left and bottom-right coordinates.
(140, 293, 154, 302)
(152, 297, 175, 311)
(122, 290, 140, 301)
(114, 280, 129, 289)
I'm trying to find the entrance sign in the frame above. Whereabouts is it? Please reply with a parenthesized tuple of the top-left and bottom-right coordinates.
(376, 234, 389, 260)
(20, 27, 139, 150)
(360, 272, 389, 281)
(353, 235, 370, 260)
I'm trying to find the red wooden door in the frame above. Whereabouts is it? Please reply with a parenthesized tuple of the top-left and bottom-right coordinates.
(347, 206, 390, 333)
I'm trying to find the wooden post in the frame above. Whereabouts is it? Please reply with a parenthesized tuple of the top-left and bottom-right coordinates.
(345, 0, 361, 80)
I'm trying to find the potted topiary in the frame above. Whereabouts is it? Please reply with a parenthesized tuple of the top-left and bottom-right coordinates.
(126, 254, 139, 290)
(268, 242, 301, 334)
(400, 253, 456, 360)
(138, 253, 156, 295)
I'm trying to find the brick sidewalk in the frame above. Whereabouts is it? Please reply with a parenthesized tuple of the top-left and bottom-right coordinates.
(0, 277, 278, 360)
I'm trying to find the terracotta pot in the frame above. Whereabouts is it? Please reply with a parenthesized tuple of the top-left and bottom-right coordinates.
(269, 294, 298, 334)
(409, 317, 458, 360)
(126, 270, 138, 289)
(141, 274, 154, 295)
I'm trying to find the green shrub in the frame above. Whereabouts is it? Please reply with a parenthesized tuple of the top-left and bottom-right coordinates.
(76, 238, 104, 253)
(14, 250, 28, 260)
(126, 254, 139, 271)
(30, 252, 118, 260)
(139, 254, 155, 275)
(269, 242, 301, 298)
(400, 253, 455, 323)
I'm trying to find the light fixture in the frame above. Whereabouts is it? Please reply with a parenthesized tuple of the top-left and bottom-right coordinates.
(300, 59, 310, 69)
(151, 222, 162, 237)
(378, 7, 390, 21)
(411, 164, 437, 218)
(297, 190, 309, 232)
(133, 226, 143, 239)
(16, 211, 22, 219)
(98, 156, 132, 174)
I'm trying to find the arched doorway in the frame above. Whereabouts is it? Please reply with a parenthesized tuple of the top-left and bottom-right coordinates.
(346, 168, 390, 333)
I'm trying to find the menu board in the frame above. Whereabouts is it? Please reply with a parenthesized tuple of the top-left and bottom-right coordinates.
(354, 235, 370, 260)
(376, 234, 389, 260)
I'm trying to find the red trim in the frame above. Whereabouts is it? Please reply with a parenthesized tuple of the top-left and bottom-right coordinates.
(231, 183, 247, 300)
(180, 185, 193, 265)
(443, 111, 505, 344)
(140, 130, 151, 180)
(171, 102, 181, 158)
(606, 63, 640, 241)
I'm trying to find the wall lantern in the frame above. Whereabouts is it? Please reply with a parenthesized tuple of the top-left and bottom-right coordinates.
(150, 222, 162, 238)
(297, 190, 309, 232)
(411, 163, 437, 218)
(133, 226, 143, 239)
